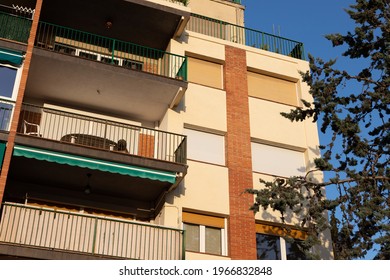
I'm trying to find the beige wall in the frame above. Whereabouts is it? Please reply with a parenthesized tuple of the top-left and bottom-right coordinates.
(166, 18, 331, 258)
(183, 83, 227, 131)
(170, 160, 230, 215)
(249, 97, 307, 148)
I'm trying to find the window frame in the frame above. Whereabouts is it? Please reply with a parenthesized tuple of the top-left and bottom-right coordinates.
(256, 233, 307, 260)
(0, 62, 22, 131)
(182, 212, 228, 256)
(0, 62, 22, 101)
(256, 222, 309, 260)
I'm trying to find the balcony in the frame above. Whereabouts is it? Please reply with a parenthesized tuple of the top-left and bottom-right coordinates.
(18, 103, 187, 165)
(6, 103, 187, 220)
(27, 21, 188, 122)
(0, 202, 185, 260)
(39, 0, 190, 51)
(35, 21, 187, 81)
(0, 9, 32, 44)
(187, 14, 305, 60)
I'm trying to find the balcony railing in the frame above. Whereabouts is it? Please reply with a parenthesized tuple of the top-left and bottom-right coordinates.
(0, 202, 185, 260)
(19, 103, 187, 164)
(187, 14, 305, 60)
(0, 99, 15, 132)
(163, 0, 189, 6)
(35, 21, 188, 81)
(0, 10, 32, 43)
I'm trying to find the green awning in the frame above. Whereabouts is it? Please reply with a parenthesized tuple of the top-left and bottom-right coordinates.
(13, 145, 176, 183)
(0, 142, 6, 170)
(0, 48, 24, 66)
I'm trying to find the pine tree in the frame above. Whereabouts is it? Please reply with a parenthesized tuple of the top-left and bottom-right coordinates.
(247, 0, 389, 259)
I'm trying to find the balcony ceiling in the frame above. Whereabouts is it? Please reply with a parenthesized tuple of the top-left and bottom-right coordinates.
(26, 49, 187, 122)
(39, 0, 190, 50)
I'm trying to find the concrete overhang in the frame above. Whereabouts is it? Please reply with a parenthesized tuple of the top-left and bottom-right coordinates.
(39, 0, 191, 51)
(26, 48, 188, 122)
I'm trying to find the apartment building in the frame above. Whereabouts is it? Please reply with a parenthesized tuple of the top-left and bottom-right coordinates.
(0, 0, 333, 260)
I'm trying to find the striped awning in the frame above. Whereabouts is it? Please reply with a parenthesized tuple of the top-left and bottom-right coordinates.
(13, 145, 176, 183)
(0, 48, 24, 66)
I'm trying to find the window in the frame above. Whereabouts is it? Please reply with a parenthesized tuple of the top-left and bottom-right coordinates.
(251, 142, 306, 177)
(247, 72, 298, 106)
(0, 101, 14, 131)
(256, 233, 281, 260)
(256, 222, 308, 260)
(0, 65, 17, 98)
(183, 212, 227, 256)
(0, 61, 21, 131)
(187, 57, 223, 89)
(184, 128, 225, 165)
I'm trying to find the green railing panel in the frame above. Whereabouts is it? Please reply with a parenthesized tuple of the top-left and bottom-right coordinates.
(0, 11, 32, 43)
(0, 202, 185, 260)
(35, 21, 188, 81)
(188, 13, 305, 60)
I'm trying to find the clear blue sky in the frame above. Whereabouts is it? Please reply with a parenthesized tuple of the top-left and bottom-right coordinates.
(242, 0, 356, 61)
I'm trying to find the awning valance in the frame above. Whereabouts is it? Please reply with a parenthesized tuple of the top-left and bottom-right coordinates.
(0, 48, 24, 66)
(13, 145, 176, 183)
(0, 142, 6, 169)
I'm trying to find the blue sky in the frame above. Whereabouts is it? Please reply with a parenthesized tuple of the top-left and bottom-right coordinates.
(242, 0, 356, 62)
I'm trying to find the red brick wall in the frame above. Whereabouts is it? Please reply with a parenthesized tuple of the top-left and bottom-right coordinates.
(225, 45, 257, 260)
(0, 0, 43, 204)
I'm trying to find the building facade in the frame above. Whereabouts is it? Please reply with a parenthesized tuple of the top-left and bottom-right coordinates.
(0, 0, 332, 260)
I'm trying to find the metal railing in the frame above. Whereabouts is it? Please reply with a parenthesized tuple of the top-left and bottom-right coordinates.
(0, 202, 185, 260)
(187, 14, 305, 60)
(0, 10, 32, 43)
(19, 103, 187, 164)
(0, 99, 15, 132)
(35, 21, 188, 81)
(163, 0, 189, 6)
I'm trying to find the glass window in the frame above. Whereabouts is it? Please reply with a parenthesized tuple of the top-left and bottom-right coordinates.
(256, 233, 281, 260)
(286, 240, 307, 260)
(205, 226, 222, 255)
(0, 65, 17, 98)
(183, 222, 224, 256)
(184, 223, 200, 252)
(0, 101, 13, 131)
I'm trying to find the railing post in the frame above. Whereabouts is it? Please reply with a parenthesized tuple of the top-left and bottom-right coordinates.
(91, 217, 98, 254)
(111, 39, 116, 64)
(181, 229, 186, 260)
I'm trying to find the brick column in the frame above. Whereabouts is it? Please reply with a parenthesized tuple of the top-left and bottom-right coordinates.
(0, 0, 43, 204)
(225, 45, 256, 259)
